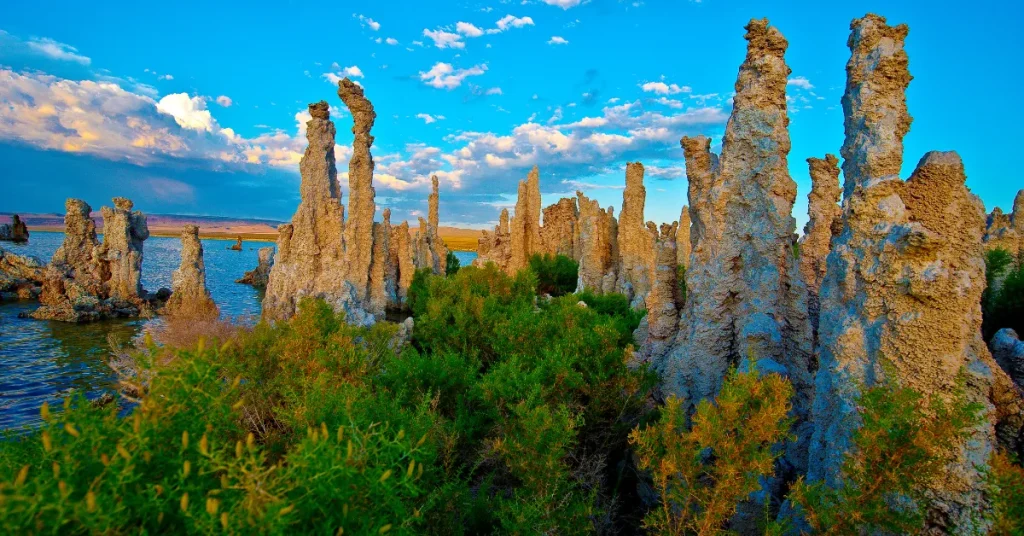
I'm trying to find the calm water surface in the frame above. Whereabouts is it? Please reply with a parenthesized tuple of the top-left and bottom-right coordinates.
(0, 232, 476, 430)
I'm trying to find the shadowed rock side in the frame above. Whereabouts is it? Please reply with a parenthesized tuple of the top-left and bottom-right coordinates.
(508, 166, 543, 274)
(0, 214, 29, 243)
(540, 197, 578, 258)
(616, 162, 656, 308)
(807, 15, 1023, 529)
(339, 78, 377, 302)
(634, 223, 679, 373)
(992, 328, 1024, 390)
(369, 216, 390, 317)
(236, 247, 274, 288)
(391, 221, 415, 308)
(676, 205, 690, 269)
(799, 154, 842, 343)
(575, 192, 617, 293)
(32, 197, 161, 322)
(414, 176, 447, 276)
(164, 225, 218, 319)
(0, 247, 45, 300)
(262, 100, 372, 326)
(668, 20, 813, 441)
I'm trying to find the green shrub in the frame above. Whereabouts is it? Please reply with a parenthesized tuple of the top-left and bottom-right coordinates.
(630, 370, 794, 535)
(988, 451, 1024, 534)
(445, 250, 461, 277)
(527, 253, 578, 297)
(982, 248, 1024, 340)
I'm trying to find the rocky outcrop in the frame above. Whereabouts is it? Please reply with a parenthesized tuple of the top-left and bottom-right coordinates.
(0, 214, 29, 243)
(414, 176, 447, 275)
(676, 206, 690, 269)
(339, 79, 377, 303)
(368, 213, 391, 317)
(615, 162, 656, 308)
(391, 221, 415, 308)
(992, 328, 1024, 389)
(540, 197, 578, 258)
(984, 191, 1022, 265)
(575, 192, 617, 293)
(164, 225, 218, 318)
(634, 223, 679, 372)
(807, 15, 1020, 528)
(229, 236, 243, 251)
(262, 100, 367, 324)
(668, 19, 812, 422)
(32, 197, 161, 322)
(508, 166, 543, 274)
(0, 248, 45, 300)
(99, 197, 149, 302)
(236, 247, 274, 288)
(474, 209, 512, 271)
(799, 154, 842, 343)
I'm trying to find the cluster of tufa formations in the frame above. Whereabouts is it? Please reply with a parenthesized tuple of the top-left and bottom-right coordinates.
(261, 79, 449, 325)
(0, 214, 29, 243)
(468, 13, 1024, 528)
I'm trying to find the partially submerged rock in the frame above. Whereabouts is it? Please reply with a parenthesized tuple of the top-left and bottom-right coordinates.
(0, 214, 29, 243)
(0, 247, 45, 300)
(236, 247, 274, 288)
(229, 236, 243, 251)
(99, 197, 149, 302)
(164, 225, 218, 319)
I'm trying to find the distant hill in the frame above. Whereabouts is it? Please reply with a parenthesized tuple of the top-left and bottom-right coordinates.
(3, 213, 483, 251)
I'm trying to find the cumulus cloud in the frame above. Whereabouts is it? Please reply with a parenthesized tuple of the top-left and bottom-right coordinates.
(641, 81, 691, 95)
(156, 93, 217, 133)
(485, 87, 503, 95)
(415, 113, 444, 124)
(385, 37, 399, 45)
(215, 95, 232, 107)
(419, 62, 488, 90)
(491, 15, 535, 33)
(322, 65, 364, 84)
(26, 37, 91, 65)
(423, 28, 465, 49)
(548, 36, 569, 45)
(456, 22, 485, 37)
(424, 14, 534, 49)
(787, 76, 814, 90)
(354, 14, 381, 31)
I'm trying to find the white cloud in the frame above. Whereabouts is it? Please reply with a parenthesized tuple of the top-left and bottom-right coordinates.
(653, 97, 682, 109)
(26, 37, 91, 65)
(541, 0, 583, 8)
(491, 15, 535, 33)
(354, 14, 381, 31)
(159, 74, 174, 81)
(787, 76, 814, 90)
(485, 87, 503, 95)
(385, 37, 399, 45)
(322, 65, 364, 84)
(419, 62, 488, 90)
(641, 81, 691, 95)
(415, 113, 442, 124)
(423, 28, 465, 49)
(343, 65, 364, 78)
(456, 22, 485, 37)
(548, 36, 569, 45)
(216, 95, 232, 107)
(156, 93, 216, 133)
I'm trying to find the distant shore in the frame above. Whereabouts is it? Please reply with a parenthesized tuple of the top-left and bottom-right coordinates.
(26, 226, 480, 252)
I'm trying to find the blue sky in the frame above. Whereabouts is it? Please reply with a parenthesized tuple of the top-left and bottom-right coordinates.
(1, 0, 1020, 229)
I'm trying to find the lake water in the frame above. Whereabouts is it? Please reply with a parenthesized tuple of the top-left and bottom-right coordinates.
(0, 231, 477, 430)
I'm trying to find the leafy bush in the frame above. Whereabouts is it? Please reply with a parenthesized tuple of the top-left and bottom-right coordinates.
(982, 248, 1024, 340)
(527, 253, 578, 297)
(779, 377, 983, 535)
(988, 451, 1024, 533)
(630, 370, 794, 535)
(445, 250, 461, 277)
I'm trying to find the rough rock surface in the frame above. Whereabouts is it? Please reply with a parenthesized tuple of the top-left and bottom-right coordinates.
(99, 197, 149, 302)
(615, 162, 655, 307)
(992, 328, 1024, 389)
(634, 223, 679, 372)
(368, 215, 391, 317)
(414, 176, 447, 275)
(799, 154, 842, 343)
(0, 247, 45, 300)
(668, 19, 813, 421)
(575, 192, 617, 293)
(32, 198, 160, 322)
(339, 78, 377, 302)
(0, 215, 29, 243)
(540, 197, 578, 258)
(236, 247, 274, 288)
(391, 221, 415, 308)
(474, 209, 512, 271)
(164, 225, 218, 318)
(262, 101, 365, 323)
(676, 205, 690, 269)
(806, 15, 1021, 529)
(508, 166, 543, 274)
